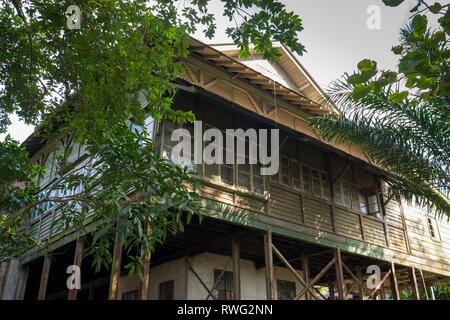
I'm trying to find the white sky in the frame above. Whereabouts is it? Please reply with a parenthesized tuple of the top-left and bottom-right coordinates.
(2, 0, 427, 143)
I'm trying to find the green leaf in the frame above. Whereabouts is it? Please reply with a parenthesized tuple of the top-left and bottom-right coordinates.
(416, 77, 436, 89)
(411, 15, 428, 35)
(382, 0, 405, 7)
(389, 91, 409, 103)
(391, 45, 403, 55)
(438, 7, 450, 35)
(357, 59, 376, 72)
(352, 84, 371, 100)
(429, 3, 442, 14)
(347, 73, 362, 85)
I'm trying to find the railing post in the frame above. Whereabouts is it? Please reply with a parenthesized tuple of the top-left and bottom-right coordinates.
(37, 253, 52, 300)
(232, 238, 241, 300)
(68, 237, 84, 300)
(264, 231, 275, 300)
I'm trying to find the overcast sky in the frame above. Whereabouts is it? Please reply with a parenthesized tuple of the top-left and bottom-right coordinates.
(2, 0, 428, 143)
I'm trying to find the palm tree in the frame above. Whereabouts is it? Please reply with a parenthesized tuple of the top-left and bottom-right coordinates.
(308, 24, 450, 217)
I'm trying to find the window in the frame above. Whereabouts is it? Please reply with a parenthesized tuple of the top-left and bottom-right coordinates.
(162, 120, 179, 163)
(302, 165, 311, 193)
(271, 157, 330, 200)
(367, 194, 382, 219)
(32, 189, 57, 220)
(334, 180, 382, 218)
(276, 280, 295, 300)
(291, 160, 301, 189)
(161, 120, 266, 195)
(122, 290, 139, 300)
(213, 270, 234, 300)
(159, 280, 174, 300)
(427, 217, 440, 241)
(280, 156, 290, 186)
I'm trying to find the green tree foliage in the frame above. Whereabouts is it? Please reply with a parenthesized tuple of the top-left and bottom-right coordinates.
(0, 0, 305, 274)
(309, 0, 450, 217)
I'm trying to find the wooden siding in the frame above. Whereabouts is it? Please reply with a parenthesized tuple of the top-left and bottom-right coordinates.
(334, 207, 363, 240)
(403, 203, 450, 265)
(303, 196, 333, 233)
(270, 185, 303, 223)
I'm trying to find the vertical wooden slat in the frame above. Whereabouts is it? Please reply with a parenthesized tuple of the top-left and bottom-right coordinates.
(389, 262, 400, 300)
(108, 231, 123, 300)
(380, 285, 386, 300)
(325, 155, 337, 233)
(377, 179, 390, 248)
(232, 238, 241, 300)
(328, 282, 335, 300)
(334, 248, 346, 300)
(38, 254, 52, 300)
(356, 266, 365, 300)
(0, 260, 11, 300)
(264, 231, 275, 300)
(397, 199, 412, 253)
(301, 254, 311, 300)
(409, 267, 420, 300)
(14, 265, 29, 300)
(68, 237, 84, 300)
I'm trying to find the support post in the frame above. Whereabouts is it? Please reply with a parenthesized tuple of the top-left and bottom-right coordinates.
(264, 231, 275, 300)
(232, 238, 241, 300)
(328, 282, 335, 300)
(37, 254, 52, 300)
(301, 254, 311, 300)
(14, 265, 29, 300)
(389, 262, 400, 300)
(108, 231, 123, 300)
(409, 267, 420, 300)
(68, 237, 85, 300)
(356, 266, 365, 300)
(140, 224, 152, 300)
(380, 285, 386, 300)
(429, 286, 436, 300)
(334, 248, 346, 300)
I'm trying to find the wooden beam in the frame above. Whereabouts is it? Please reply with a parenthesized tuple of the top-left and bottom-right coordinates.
(108, 230, 123, 300)
(68, 237, 84, 300)
(205, 258, 232, 300)
(343, 263, 367, 299)
(390, 262, 400, 300)
(264, 232, 275, 300)
(38, 254, 52, 300)
(409, 267, 420, 300)
(14, 265, 29, 300)
(232, 238, 241, 300)
(0, 260, 10, 300)
(140, 224, 152, 300)
(203, 78, 221, 89)
(356, 266, 365, 300)
(294, 256, 337, 300)
(188, 259, 216, 300)
(328, 282, 335, 300)
(334, 248, 346, 300)
(332, 162, 351, 187)
(419, 269, 430, 300)
(370, 269, 391, 299)
(271, 245, 319, 300)
(247, 93, 263, 115)
(301, 254, 312, 300)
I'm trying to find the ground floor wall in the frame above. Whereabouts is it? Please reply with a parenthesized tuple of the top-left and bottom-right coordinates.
(117, 253, 305, 300)
(0, 259, 21, 300)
